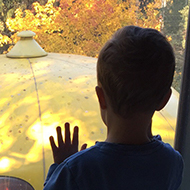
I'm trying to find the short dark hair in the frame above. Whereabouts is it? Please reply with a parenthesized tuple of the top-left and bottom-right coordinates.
(97, 25, 175, 118)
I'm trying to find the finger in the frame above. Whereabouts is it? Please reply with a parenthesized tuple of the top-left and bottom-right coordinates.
(57, 126, 64, 147)
(49, 136, 57, 153)
(80, 143, 87, 151)
(72, 126, 79, 147)
(65, 122, 71, 145)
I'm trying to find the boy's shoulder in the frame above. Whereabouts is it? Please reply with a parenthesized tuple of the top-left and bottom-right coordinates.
(65, 138, 183, 167)
(46, 138, 183, 190)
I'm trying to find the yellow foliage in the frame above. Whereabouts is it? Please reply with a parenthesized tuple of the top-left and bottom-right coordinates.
(167, 36, 172, 42)
(0, 34, 12, 47)
(2, 0, 163, 57)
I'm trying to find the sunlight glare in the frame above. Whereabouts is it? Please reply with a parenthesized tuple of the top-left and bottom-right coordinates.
(0, 157, 21, 172)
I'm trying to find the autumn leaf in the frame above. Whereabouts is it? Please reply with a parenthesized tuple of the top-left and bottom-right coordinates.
(1, 0, 163, 57)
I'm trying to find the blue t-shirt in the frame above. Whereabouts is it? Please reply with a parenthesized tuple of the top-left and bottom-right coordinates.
(44, 137, 183, 190)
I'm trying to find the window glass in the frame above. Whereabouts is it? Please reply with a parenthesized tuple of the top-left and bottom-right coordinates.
(0, 0, 188, 189)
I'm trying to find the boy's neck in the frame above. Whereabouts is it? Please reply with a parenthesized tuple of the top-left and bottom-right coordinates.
(104, 112, 153, 145)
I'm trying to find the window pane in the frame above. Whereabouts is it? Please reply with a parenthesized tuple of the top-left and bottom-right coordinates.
(0, 0, 188, 189)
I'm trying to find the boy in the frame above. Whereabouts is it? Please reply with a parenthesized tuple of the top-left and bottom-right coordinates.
(43, 26, 183, 190)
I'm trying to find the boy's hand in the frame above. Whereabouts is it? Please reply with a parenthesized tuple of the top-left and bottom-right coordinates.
(49, 122, 87, 164)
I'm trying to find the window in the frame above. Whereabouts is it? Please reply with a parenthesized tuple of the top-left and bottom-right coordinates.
(0, 0, 188, 189)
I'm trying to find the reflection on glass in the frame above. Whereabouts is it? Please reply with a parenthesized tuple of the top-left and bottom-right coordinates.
(0, 0, 187, 189)
(0, 53, 179, 189)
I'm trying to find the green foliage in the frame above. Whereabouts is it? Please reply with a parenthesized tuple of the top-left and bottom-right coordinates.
(179, 5, 189, 49)
(163, 0, 186, 48)
(162, 0, 188, 92)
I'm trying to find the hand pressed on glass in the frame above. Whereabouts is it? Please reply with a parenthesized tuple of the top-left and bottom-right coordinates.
(49, 122, 87, 164)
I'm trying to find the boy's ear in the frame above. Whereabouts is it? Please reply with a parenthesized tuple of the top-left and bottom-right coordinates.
(95, 86, 107, 109)
(156, 88, 172, 111)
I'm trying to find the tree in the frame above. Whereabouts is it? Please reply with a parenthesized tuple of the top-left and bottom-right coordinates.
(139, 0, 155, 13)
(163, 0, 186, 48)
(162, 0, 188, 92)
(0, 0, 21, 34)
(0, 0, 22, 53)
(0, 0, 48, 53)
(1, 0, 163, 56)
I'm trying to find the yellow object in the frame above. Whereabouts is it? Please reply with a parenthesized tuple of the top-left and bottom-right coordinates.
(6, 31, 47, 58)
(0, 52, 179, 189)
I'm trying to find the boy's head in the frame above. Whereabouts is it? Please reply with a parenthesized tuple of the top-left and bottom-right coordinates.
(97, 25, 175, 118)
